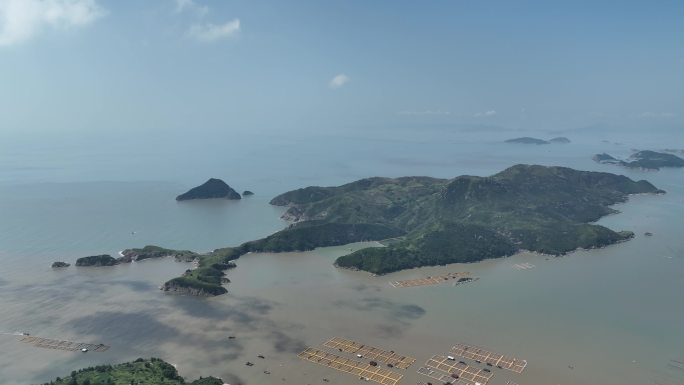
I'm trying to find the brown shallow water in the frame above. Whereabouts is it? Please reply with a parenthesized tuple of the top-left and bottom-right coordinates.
(1, 193, 683, 385)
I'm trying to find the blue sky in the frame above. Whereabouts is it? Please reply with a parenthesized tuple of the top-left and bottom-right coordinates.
(0, 0, 682, 135)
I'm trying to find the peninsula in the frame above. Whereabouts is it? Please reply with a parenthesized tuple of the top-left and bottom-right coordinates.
(37, 357, 223, 385)
(176, 178, 241, 201)
(593, 150, 684, 170)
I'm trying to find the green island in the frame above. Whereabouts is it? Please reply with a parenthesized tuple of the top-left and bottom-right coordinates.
(36, 357, 223, 385)
(270, 164, 662, 274)
(84, 165, 661, 295)
(176, 178, 241, 201)
(593, 150, 684, 170)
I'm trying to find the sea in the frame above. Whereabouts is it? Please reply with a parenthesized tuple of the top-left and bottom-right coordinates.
(0, 127, 682, 385)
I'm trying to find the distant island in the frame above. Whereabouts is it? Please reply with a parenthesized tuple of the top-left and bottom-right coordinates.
(549, 136, 571, 143)
(593, 150, 684, 170)
(81, 164, 662, 296)
(243, 190, 254, 196)
(37, 357, 223, 385)
(505, 137, 549, 145)
(75, 255, 119, 267)
(176, 178, 241, 201)
(51, 261, 70, 268)
(505, 136, 571, 145)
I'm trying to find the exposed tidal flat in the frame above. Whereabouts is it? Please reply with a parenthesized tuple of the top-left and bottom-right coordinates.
(1, 131, 683, 385)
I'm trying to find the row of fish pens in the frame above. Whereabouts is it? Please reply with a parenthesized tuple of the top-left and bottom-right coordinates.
(298, 337, 417, 385)
(20, 336, 110, 352)
(389, 272, 472, 288)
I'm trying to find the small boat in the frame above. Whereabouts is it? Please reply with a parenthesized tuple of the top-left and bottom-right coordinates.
(257, 355, 265, 359)
(447, 355, 455, 361)
(81, 348, 88, 352)
(245, 362, 254, 366)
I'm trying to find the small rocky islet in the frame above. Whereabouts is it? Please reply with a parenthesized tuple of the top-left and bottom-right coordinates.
(51, 261, 70, 268)
(176, 178, 241, 201)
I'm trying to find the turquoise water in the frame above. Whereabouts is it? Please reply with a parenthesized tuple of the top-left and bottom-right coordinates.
(0, 128, 682, 385)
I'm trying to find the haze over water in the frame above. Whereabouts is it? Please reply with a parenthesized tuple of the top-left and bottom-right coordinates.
(0, 128, 683, 385)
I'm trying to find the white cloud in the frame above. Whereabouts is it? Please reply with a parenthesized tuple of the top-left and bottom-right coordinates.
(188, 19, 240, 42)
(175, 0, 208, 16)
(398, 110, 451, 115)
(329, 73, 350, 89)
(0, 0, 104, 46)
(474, 110, 497, 117)
(639, 111, 677, 118)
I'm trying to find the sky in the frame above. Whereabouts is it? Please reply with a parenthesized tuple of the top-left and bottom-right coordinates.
(0, 0, 683, 136)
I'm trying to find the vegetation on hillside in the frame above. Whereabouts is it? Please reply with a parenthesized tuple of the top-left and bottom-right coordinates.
(273, 164, 663, 274)
(36, 357, 223, 385)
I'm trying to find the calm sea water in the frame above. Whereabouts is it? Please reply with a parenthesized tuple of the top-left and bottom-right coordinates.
(0, 128, 682, 385)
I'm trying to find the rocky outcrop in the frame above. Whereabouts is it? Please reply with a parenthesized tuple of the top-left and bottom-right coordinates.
(51, 261, 70, 268)
(242, 190, 254, 196)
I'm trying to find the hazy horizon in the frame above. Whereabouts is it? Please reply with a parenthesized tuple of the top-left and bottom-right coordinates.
(1, 0, 683, 137)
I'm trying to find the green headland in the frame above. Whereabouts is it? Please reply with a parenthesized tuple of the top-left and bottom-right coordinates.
(36, 357, 223, 385)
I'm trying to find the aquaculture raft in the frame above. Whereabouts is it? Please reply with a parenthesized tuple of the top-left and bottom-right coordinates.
(450, 343, 527, 373)
(424, 355, 494, 384)
(323, 337, 416, 369)
(20, 336, 110, 352)
(389, 272, 472, 288)
(417, 366, 474, 385)
(298, 347, 403, 385)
